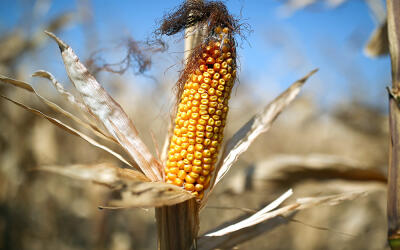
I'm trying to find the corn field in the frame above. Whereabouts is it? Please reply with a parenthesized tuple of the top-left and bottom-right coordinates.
(0, 0, 396, 249)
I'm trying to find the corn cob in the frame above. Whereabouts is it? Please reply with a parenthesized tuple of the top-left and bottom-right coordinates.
(165, 26, 236, 199)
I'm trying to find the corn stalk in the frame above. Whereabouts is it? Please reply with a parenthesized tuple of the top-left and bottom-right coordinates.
(387, 0, 400, 249)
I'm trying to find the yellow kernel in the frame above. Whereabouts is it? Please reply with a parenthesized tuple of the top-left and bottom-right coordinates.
(188, 125, 195, 131)
(203, 149, 211, 157)
(199, 104, 208, 110)
(220, 69, 227, 75)
(217, 85, 224, 91)
(167, 173, 177, 180)
(197, 176, 206, 184)
(185, 183, 195, 191)
(199, 116, 207, 125)
(178, 170, 186, 179)
(193, 159, 202, 166)
(180, 150, 187, 157)
(192, 166, 202, 173)
(188, 138, 196, 144)
(211, 140, 218, 147)
(208, 118, 215, 125)
(209, 108, 216, 114)
(200, 83, 210, 90)
(206, 125, 213, 132)
(201, 99, 209, 105)
(185, 175, 196, 184)
(201, 93, 209, 99)
(216, 90, 223, 96)
(184, 164, 192, 172)
(215, 120, 222, 126)
(196, 124, 205, 131)
(222, 27, 229, 33)
(203, 164, 212, 170)
(205, 132, 213, 138)
(210, 96, 218, 102)
(204, 175, 211, 187)
(191, 113, 199, 119)
(195, 144, 204, 151)
(192, 100, 200, 106)
(177, 161, 184, 169)
(202, 169, 210, 176)
(203, 78, 210, 84)
(187, 132, 195, 138)
(195, 137, 204, 144)
(201, 115, 210, 120)
(199, 109, 208, 115)
(209, 147, 217, 154)
(213, 73, 220, 80)
(189, 172, 199, 179)
(210, 102, 218, 107)
(187, 153, 194, 161)
(204, 139, 211, 146)
(187, 145, 194, 153)
(195, 184, 204, 192)
(174, 178, 183, 186)
(204, 158, 212, 164)
(194, 151, 203, 159)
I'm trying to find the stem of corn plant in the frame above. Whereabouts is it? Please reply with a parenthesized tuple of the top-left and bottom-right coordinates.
(155, 1, 203, 249)
(387, 0, 400, 249)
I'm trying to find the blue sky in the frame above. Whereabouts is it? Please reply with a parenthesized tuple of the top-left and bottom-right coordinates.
(0, 0, 391, 109)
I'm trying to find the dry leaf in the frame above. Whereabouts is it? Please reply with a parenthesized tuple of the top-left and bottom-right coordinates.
(45, 31, 162, 181)
(37, 162, 149, 187)
(199, 190, 368, 250)
(204, 69, 317, 204)
(205, 189, 293, 237)
(0, 74, 114, 143)
(365, 20, 389, 57)
(0, 94, 134, 167)
(107, 181, 195, 208)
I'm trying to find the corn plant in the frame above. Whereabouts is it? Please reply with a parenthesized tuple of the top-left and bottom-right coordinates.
(0, 1, 374, 249)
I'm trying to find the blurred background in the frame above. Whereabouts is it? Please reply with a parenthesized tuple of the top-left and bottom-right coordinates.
(0, 0, 390, 249)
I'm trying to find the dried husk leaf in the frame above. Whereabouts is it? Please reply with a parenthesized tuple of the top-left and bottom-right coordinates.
(45, 31, 162, 181)
(204, 189, 293, 237)
(199, 190, 368, 249)
(0, 94, 134, 167)
(37, 162, 149, 187)
(204, 69, 317, 203)
(365, 20, 389, 57)
(107, 181, 195, 208)
(38, 162, 193, 208)
(0, 74, 114, 143)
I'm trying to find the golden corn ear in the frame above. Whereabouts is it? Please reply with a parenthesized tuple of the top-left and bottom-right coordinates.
(165, 26, 236, 199)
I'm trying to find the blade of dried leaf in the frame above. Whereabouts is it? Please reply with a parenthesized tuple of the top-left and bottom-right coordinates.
(201, 190, 367, 249)
(203, 69, 317, 204)
(0, 94, 134, 167)
(37, 162, 149, 187)
(205, 189, 293, 237)
(32, 70, 116, 143)
(365, 20, 389, 57)
(0, 74, 114, 143)
(106, 181, 195, 208)
(45, 31, 162, 181)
